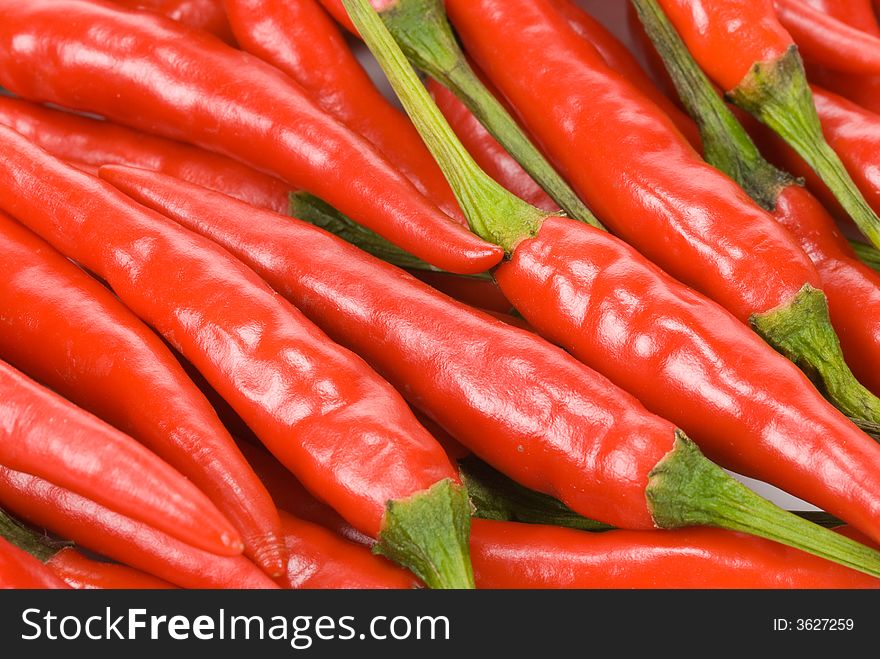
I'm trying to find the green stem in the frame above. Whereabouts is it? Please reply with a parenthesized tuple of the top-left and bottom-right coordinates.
(0, 508, 67, 562)
(374, 479, 475, 589)
(750, 284, 880, 429)
(342, 0, 548, 252)
(459, 456, 613, 532)
(632, 0, 793, 212)
(850, 239, 880, 274)
(374, 0, 600, 227)
(289, 191, 499, 279)
(729, 46, 880, 250)
(648, 432, 880, 578)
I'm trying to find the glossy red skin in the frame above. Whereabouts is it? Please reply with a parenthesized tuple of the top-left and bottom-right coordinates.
(549, 0, 702, 149)
(110, 0, 235, 43)
(0, 127, 457, 539)
(449, 0, 820, 322)
(470, 519, 880, 589)
(772, 186, 880, 396)
(775, 0, 880, 75)
(802, 0, 880, 34)
(224, 0, 463, 224)
(99, 166, 681, 531)
(0, 467, 278, 589)
(0, 97, 290, 214)
(277, 512, 417, 589)
(47, 548, 178, 590)
(0, 537, 70, 589)
(0, 211, 284, 572)
(655, 0, 793, 92)
(0, 358, 240, 557)
(0, 0, 500, 275)
(496, 216, 880, 543)
(409, 270, 514, 315)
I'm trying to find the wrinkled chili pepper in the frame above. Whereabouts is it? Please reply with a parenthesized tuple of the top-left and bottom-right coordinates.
(0, 357, 240, 556)
(94, 157, 880, 580)
(0, 536, 69, 590)
(0, 96, 291, 214)
(0, 209, 285, 574)
(336, 0, 880, 577)
(0, 508, 176, 589)
(446, 0, 880, 428)
(0, 466, 278, 589)
(469, 519, 880, 589)
(224, 0, 463, 223)
(0, 125, 473, 590)
(0, 0, 499, 275)
(635, 0, 880, 401)
(774, 0, 880, 75)
(653, 0, 880, 251)
(108, 0, 235, 44)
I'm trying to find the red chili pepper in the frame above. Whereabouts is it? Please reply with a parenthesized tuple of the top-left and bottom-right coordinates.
(95, 162, 880, 576)
(0, 125, 472, 590)
(0, 537, 70, 589)
(469, 520, 880, 589)
(801, 0, 880, 34)
(634, 0, 880, 402)
(0, 96, 291, 214)
(654, 0, 880, 250)
(0, 466, 278, 589)
(774, 0, 880, 75)
(0, 209, 285, 574)
(108, 0, 235, 44)
(0, 0, 500, 275)
(446, 0, 880, 427)
(224, 0, 463, 223)
(277, 512, 418, 589)
(0, 356, 240, 557)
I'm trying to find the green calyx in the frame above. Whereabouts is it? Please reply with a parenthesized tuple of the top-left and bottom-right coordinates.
(647, 431, 880, 578)
(632, 0, 794, 212)
(459, 456, 612, 532)
(750, 284, 880, 431)
(850, 239, 880, 274)
(354, 0, 600, 229)
(0, 508, 67, 562)
(374, 478, 475, 589)
(729, 46, 880, 249)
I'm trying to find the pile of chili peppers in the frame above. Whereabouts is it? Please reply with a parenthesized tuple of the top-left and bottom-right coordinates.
(3, 0, 880, 591)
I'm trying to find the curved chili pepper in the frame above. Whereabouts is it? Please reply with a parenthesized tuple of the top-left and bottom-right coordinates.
(801, 0, 880, 35)
(635, 0, 880, 402)
(0, 0, 499, 275)
(0, 357, 240, 557)
(0, 466, 278, 589)
(0, 96, 291, 214)
(0, 537, 69, 589)
(470, 519, 880, 589)
(0, 508, 176, 589)
(427, 79, 556, 213)
(277, 512, 418, 589)
(774, 0, 880, 75)
(0, 125, 472, 590)
(95, 161, 880, 578)
(224, 0, 463, 223)
(316, 0, 598, 225)
(653, 0, 880, 251)
(446, 0, 880, 427)
(0, 209, 285, 574)
(108, 0, 235, 44)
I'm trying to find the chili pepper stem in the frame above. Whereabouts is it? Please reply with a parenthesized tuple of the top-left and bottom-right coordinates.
(729, 46, 880, 249)
(358, 0, 599, 228)
(459, 457, 612, 532)
(0, 508, 65, 562)
(648, 432, 880, 578)
(374, 479, 475, 589)
(750, 284, 880, 429)
(851, 240, 880, 273)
